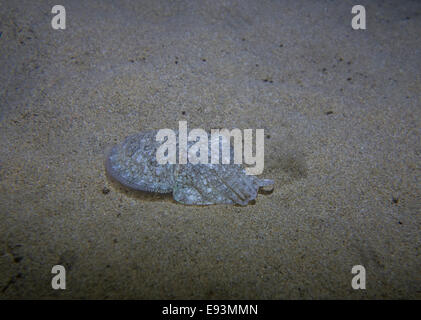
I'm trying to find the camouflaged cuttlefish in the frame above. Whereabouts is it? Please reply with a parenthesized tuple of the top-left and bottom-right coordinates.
(105, 130, 273, 205)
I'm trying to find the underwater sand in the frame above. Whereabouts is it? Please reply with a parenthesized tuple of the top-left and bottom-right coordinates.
(0, 0, 420, 298)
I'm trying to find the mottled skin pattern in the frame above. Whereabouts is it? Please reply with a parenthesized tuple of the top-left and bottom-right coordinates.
(106, 131, 175, 193)
(106, 130, 273, 205)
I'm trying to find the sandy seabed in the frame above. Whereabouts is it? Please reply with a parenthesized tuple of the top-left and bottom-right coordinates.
(0, 0, 420, 299)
